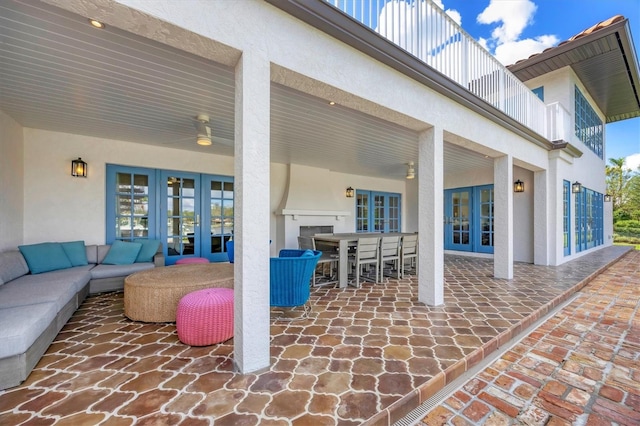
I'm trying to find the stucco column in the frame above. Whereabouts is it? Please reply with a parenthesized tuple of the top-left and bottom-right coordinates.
(418, 126, 444, 306)
(547, 152, 563, 266)
(233, 51, 270, 373)
(533, 170, 549, 265)
(494, 155, 513, 279)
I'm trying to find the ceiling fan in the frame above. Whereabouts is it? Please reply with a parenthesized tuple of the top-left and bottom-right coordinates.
(194, 114, 212, 146)
(160, 114, 233, 148)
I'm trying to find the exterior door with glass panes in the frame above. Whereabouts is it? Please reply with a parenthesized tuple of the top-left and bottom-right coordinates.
(474, 185, 494, 254)
(202, 176, 234, 262)
(444, 188, 472, 251)
(106, 166, 156, 245)
(161, 172, 200, 264)
(355, 190, 400, 233)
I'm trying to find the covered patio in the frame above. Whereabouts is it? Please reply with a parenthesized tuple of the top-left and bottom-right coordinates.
(0, 246, 629, 425)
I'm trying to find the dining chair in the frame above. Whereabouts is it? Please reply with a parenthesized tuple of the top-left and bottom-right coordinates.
(348, 236, 380, 287)
(379, 235, 401, 279)
(297, 236, 338, 286)
(400, 234, 418, 278)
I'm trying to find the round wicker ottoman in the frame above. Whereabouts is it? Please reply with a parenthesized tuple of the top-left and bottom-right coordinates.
(124, 263, 233, 322)
(176, 288, 234, 346)
(176, 257, 210, 265)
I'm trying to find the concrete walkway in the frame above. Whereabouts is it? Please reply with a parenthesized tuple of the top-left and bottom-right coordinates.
(418, 249, 640, 426)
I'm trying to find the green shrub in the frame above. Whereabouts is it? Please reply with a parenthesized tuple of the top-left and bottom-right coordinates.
(613, 234, 640, 245)
(614, 219, 640, 228)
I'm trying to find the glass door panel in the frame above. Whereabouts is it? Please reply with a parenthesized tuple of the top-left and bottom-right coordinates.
(203, 177, 234, 262)
(356, 192, 370, 232)
(387, 194, 400, 232)
(106, 166, 156, 244)
(161, 172, 200, 264)
(474, 186, 494, 253)
(444, 188, 472, 251)
(373, 194, 386, 231)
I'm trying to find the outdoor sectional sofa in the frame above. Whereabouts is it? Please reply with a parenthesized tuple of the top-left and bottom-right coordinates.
(0, 240, 164, 390)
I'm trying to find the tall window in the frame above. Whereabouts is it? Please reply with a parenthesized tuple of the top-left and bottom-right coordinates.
(575, 186, 604, 253)
(563, 180, 570, 256)
(575, 86, 603, 159)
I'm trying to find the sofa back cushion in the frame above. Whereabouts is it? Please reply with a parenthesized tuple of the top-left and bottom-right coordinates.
(18, 242, 73, 274)
(102, 240, 142, 265)
(0, 251, 30, 285)
(61, 241, 89, 266)
(97, 245, 110, 264)
(134, 239, 161, 263)
(86, 245, 98, 264)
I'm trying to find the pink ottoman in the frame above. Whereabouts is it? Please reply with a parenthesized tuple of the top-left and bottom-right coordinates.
(176, 288, 234, 346)
(176, 257, 210, 265)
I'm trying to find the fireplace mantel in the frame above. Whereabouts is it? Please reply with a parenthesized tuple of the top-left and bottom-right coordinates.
(278, 209, 350, 220)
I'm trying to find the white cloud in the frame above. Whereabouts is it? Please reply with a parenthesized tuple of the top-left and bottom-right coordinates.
(433, 0, 462, 25)
(625, 153, 640, 171)
(493, 35, 558, 65)
(477, 0, 537, 43)
(476, 0, 559, 65)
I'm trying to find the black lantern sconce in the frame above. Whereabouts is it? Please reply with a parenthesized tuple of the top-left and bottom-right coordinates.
(71, 157, 87, 178)
(571, 181, 582, 194)
(346, 187, 355, 198)
(513, 180, 524, 193)
(604, 194, 612, 202)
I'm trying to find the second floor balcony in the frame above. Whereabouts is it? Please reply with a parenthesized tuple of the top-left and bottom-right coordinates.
(320, 0, 640, 154)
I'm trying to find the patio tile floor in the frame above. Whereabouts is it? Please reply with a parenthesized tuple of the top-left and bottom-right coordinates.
(0, 246, 630, 425)
(417, 248, 640, 426)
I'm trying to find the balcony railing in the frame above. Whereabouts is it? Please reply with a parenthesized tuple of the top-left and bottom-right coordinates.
(324, 0, 548, 138)
(546, 102, 573, 143)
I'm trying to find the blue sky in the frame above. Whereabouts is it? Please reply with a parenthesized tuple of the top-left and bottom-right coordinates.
(437, 0, 640, 169)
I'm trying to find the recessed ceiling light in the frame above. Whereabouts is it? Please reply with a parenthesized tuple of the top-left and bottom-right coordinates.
(328, 101, 336, 106)
(89, 19, 105, 29)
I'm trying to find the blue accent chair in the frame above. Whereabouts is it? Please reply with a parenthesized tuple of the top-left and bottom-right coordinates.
(226, 240, 234, 263)
(270, 249, 321, 313)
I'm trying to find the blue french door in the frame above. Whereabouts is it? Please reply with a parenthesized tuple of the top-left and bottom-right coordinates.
(161, 171, 201, 264)
(201, 175, 234, 263)
(160, 172, 234, 264)
(356, 190, 401, 233)
(444, 188, 472, 251)
(444, 185, 494, 253)
(106, 165, 233, 265)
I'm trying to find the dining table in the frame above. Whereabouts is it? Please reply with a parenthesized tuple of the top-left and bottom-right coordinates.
(311, 232, 415, 288)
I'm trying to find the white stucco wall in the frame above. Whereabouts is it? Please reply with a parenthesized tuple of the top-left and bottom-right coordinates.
(0, 110, 25, 250)
(23, 128, 234, 245)
(22, 129, 405, 251)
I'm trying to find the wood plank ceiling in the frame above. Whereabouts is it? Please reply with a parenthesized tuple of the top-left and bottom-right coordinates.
(0, 0, 493, 180)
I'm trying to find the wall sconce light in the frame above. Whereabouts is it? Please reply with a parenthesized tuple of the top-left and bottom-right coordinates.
(346, 187, 354, 198)
(71, 157, 87, 178)
(513, 180, 524, 193)
(571, 181, 582, 193)
(406, 162, 415, 180)
(604, 194, 612, 202)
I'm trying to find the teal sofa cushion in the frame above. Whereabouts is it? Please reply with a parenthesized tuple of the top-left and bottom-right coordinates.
(61, 241, 89, 266)
(102, 241, 142, 265)
(18, 243, 73, 274)
(134, 239, 160, 263)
